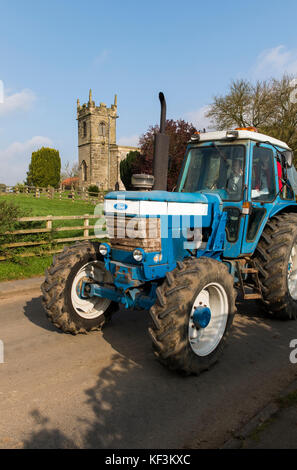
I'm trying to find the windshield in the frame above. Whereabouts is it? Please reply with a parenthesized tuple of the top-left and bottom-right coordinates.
(178, 144, 245, 201)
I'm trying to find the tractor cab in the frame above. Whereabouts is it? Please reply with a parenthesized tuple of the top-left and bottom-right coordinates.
(178, 128, 296, 258)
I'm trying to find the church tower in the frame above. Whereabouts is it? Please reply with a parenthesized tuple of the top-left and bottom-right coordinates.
(77, 90, 119, 190)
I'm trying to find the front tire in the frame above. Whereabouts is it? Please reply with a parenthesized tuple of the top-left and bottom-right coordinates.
(149, 257, 236, 375)
(42, 241, 118, 334)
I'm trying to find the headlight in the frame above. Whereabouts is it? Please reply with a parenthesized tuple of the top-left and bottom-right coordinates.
(99, 243, 110, 256)
(133, 248, 144, 262)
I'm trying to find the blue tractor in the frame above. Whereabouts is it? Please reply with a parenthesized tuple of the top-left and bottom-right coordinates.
(42, 93, 297, 375)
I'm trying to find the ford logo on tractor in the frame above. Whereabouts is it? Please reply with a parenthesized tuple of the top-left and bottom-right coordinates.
(114, 202, 128, 211)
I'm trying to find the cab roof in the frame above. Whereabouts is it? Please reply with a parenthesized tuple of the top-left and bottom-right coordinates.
(195, 130, 290, 150)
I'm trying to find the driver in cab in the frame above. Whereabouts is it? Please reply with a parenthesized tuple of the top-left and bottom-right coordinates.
(227, 159, 243, 195)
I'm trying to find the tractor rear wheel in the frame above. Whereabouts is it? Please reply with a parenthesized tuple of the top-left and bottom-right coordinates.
(254, 212, 297, 320)
(42, 241, 118, 334)
(149, 257, 236, 375)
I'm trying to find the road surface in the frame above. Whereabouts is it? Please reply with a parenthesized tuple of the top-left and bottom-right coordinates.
(0, 291, 296, 449)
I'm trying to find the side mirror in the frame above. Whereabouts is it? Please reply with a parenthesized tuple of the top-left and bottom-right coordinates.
(282, 150, 294, 168)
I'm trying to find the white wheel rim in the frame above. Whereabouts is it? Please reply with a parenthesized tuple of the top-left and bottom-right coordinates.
(288, 242, 297, 300)
(71, 261, 112, 320)
(188, 283, 229, 357)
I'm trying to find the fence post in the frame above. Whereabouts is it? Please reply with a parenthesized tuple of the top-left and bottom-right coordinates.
(25, 186, 29, 196)
(46, 216, 53, 231)
(59, 187, 62, 200)
(84, 214, 89, 238)
(71, 185, 75, 203)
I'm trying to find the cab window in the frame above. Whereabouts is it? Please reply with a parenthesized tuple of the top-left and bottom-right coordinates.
(178, 145, 245, 201)
(251, 146, 276, 202)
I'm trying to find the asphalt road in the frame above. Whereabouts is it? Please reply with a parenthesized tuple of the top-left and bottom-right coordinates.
(0, 291, 297, 449)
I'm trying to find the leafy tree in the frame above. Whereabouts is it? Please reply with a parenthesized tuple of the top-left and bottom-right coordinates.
(206, 75, 297, 162)
(26, 147, 61, 187)
(120, 151, 141, 190)
(0, 200, 25, 235)
(133, 119, 197, 190)
(0, 200, 27, 255)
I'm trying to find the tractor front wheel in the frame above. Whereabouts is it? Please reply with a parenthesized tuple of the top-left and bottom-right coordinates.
(42, 241, 118, 334)
(149, 257, 236, 375)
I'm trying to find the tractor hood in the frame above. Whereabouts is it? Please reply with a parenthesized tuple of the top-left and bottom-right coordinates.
(103, 190, 226, 272)
(104, 190, 222, 218)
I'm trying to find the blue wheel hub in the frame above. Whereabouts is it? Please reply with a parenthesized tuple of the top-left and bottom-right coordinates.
(193, 306, 211, 329)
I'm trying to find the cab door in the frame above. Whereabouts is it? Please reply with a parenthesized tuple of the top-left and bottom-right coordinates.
(241, 142, 277, 255)
(223, 143, 249, 258)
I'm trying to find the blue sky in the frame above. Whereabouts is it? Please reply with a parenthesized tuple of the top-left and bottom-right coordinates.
(1, 0, 297, 184)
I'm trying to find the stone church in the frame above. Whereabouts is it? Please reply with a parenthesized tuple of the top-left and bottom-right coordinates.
(77, 90, 139, 190)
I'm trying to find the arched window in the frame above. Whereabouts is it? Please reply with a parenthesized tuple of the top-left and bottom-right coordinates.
(83, 121, 87, 138)
(99, 122, 106, 137)
(81, 160, 87, 182)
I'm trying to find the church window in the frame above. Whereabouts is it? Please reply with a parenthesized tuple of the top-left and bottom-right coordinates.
(81, 160, 87, 182)
(83, 121, 87, 138)
(99, 122, 106, 137)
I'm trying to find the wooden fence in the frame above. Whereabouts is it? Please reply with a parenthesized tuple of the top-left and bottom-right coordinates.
(0, 185, 105, 204)
(0, 214, 106, 261)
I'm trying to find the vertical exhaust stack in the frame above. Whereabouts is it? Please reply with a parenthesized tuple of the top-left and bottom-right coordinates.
(153, 92, 170, 191)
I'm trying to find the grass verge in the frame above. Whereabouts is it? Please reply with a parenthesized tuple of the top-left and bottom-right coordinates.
(0, 255, 53, 282)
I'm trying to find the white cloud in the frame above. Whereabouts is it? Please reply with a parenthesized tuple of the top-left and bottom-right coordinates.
(0, 136, 53, 185)
(0, 88, 36, 116)
(184, 105, 212, 131)
(118, 134, 140, 147)
(253, 45, 297, 79)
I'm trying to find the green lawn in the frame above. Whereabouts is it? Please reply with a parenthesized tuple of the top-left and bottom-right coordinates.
(0, 193, 98, 216)
(0, 194, 106, 282)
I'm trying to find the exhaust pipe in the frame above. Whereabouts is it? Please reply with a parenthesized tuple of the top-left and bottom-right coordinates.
(153, 92, 170, 191)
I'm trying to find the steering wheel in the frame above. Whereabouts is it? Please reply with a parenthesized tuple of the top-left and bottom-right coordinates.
(227, 182, 239, 194)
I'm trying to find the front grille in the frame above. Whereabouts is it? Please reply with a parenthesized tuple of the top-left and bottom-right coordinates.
(106, 216, 161, 252)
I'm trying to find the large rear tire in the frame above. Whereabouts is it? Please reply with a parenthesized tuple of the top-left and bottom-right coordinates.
(149, 257, 236, 375)
(42, 241, 118, 334)
(254, 213, 297, 320)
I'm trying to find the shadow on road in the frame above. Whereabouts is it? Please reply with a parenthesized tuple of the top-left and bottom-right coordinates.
(23, 296, 63, 333)
(21, 298, 294, 449)
(23, 409, 77, 448)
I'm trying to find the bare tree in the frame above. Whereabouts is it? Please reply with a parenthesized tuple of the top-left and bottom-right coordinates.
(206, 76, 297, 157)
(61, 161, 79, 181)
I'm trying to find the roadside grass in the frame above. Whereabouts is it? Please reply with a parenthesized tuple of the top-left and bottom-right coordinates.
(0, 255, 53, 282)
(0, 194, 106, 282)
(277, 389, 297, 408)
(244, 417, 276, 444)
(240, 389, 297, 447)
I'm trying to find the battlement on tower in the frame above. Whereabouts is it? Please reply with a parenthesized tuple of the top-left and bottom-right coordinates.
(77, 90, 117, 119)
